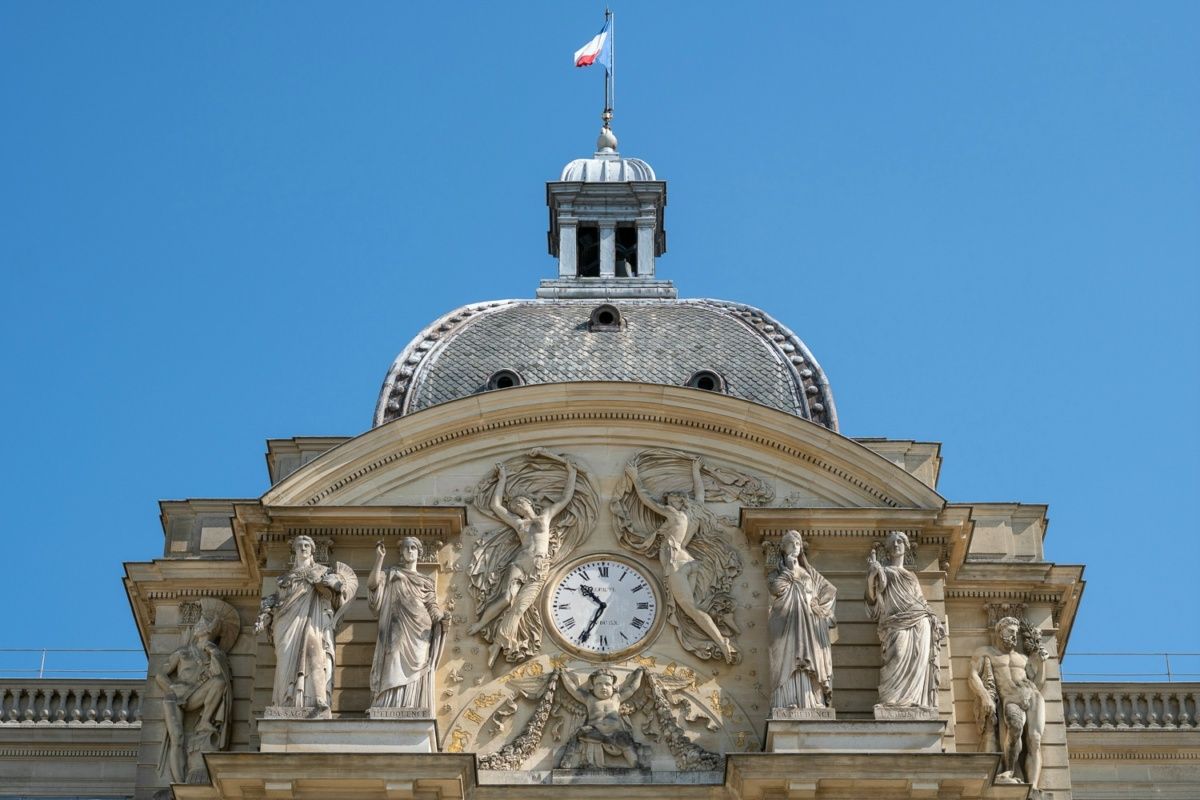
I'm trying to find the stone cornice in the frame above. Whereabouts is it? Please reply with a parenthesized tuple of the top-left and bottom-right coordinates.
(275, 383, 943, 510)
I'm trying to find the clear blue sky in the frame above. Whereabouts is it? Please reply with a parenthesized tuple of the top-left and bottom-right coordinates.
(2, 3, 1197, 677)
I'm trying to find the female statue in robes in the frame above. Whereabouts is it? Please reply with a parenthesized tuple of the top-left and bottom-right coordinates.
(865, 530, 946, 709)
(767, 530, 837, 710)
(256, 535, 358, 714)
(368, 536, 449, 710)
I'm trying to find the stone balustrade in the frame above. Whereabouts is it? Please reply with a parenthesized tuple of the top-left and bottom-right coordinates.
(1063, 682, 1200, 730)
(0, 679, 142, 725)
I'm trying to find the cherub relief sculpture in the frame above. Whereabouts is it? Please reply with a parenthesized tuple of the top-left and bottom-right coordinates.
(156, 598, 239, 784)
(558, 667, 651, 769)
(255, 534, 358, 716)
(367, 536, 449, 712)
(612, 449, 750, 664)
(477, 665, 721, 773)
(468, 448, 598, 665)
(767, 530, 837, 712)
(969, 616, 1050, 795)
(866, 531, 946, 711)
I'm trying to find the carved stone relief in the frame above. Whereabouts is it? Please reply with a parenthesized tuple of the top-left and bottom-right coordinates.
(155, 598, 240, 784)
(474, 661, 724, 772)
(968, 615, 1051, 796)
(255, 534, 358, 718)
(611, 449, 756, 664)
(866, 531, 945, 714)
(467, 448, 599, 665)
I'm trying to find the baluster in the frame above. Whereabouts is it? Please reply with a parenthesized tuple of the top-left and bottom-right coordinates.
(1099, 693, 1112, 728)
(116, 689, 130, 723)
(1082, 692, 1096, 728)
(1159, 692, 1174, 727)
(1144, 692, 1159, 728)
(86, 688, 99, 722)
(1129, 692, 1143, 727)
(100, 688, 114, 723)
(1065, 693, 1080, 726)
(22, 689, 35, 722)
(5, 688, 17, 722)
(52, 689, 65, 722)
(1112, 691, 1126, 728)
(69, 688, 82, 722)
(1190, 693, 1200, 729)
(37, 688, 49, 723)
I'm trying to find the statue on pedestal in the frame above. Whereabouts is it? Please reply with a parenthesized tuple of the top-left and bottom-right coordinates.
(969, 616, 1049, 794)
(367, 536, 449, 711)
(767, 530, 837, 712)
(255, 534, 358, 716)
(155, 598, 239, 784)
(865, 531, 946, 711)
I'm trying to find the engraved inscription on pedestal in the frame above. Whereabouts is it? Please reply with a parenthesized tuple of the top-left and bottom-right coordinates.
(874, 704, 939, 721)
(263, 705, 332, 721)
(771, 706, 836, 720)
(367, 706, 433, 720)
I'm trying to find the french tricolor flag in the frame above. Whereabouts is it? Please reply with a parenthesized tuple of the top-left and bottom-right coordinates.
(574, 21, 612, 71)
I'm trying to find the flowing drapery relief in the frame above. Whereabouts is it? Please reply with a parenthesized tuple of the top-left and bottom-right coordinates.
(766, 530, 837, 712)
(367, 536, 449, 713)
(865, 531, 946, 711)
(611, 449, 765, 664)
(255, 535, 358, 716)
(467, 448, 598, 665)
(156, 598, 239, 784)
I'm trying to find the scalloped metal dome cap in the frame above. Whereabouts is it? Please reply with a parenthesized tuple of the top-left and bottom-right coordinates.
(373, 298, 838, 431)
(560, 152, 656, 182)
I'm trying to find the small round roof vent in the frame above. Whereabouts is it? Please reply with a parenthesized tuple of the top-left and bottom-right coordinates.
(589, 304, 622, 331)
(686, 370, 725, 393)
(486, 369, 524, 391)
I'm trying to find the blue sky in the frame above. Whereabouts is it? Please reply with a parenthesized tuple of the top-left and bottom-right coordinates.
(1, 3, 1197, 678)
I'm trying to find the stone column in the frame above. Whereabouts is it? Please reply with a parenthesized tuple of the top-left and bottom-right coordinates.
(558, 220, 578, 278)
(636, 219, 656, 278)
(599, 222, 615, 277)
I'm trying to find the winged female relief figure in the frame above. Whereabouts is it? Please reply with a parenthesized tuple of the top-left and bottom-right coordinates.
(468, 448, 598, 665)
(612, 449, 747, 664)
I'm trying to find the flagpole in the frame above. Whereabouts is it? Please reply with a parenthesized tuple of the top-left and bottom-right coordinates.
(609, 9, 615, 126)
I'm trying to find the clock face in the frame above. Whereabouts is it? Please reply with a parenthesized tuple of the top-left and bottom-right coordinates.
(548, 557, 660, 659)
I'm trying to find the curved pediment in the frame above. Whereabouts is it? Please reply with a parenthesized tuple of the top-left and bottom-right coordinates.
(264, 383, 942, 510)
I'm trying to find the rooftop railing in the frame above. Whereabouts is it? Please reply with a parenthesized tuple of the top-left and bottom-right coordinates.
(1062, 682, 1199, 730)
(0, 679, 142, 725)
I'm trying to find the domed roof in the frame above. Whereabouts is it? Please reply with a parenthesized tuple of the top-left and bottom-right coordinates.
(560, 130, 657, 183)
(373, 298, 838, 430)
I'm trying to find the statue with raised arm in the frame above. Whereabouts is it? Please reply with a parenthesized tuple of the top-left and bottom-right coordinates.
(614, 450, 743, 664)
(367, 536, 449, 712)
(866, 531, 946, 712)
(968, 616, 1049, 794)
(156, 599, 239, 784)
(767, 530, 837, 712)
(468, 449, 598, 665)
(255, 535, 358, 716)
(558, 667, 651, 769)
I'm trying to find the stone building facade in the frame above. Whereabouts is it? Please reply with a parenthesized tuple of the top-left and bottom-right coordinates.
(2, 131, 1197, 800)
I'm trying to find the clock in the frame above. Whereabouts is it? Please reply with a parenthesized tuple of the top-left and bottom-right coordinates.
(546, 555, 662, 660)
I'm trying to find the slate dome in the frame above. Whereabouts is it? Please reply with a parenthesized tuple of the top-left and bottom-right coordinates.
(372, 297, 838, 431)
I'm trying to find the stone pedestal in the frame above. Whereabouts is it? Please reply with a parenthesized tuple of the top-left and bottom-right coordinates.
(873, 704, 939, 721)
(764, 719, 946, 753)
(257, 717, 439, 753)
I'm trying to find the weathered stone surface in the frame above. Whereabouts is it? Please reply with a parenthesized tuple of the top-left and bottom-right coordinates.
(257, 717, 438, 753)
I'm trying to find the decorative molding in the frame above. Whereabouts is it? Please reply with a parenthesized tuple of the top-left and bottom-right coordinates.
(0, 747, 139, 758)
(302, 409, 903, 508)
(985, 602, 1028, 629)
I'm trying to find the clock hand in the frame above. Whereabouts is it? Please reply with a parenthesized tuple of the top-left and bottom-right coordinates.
(578, 600, 607, 643)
